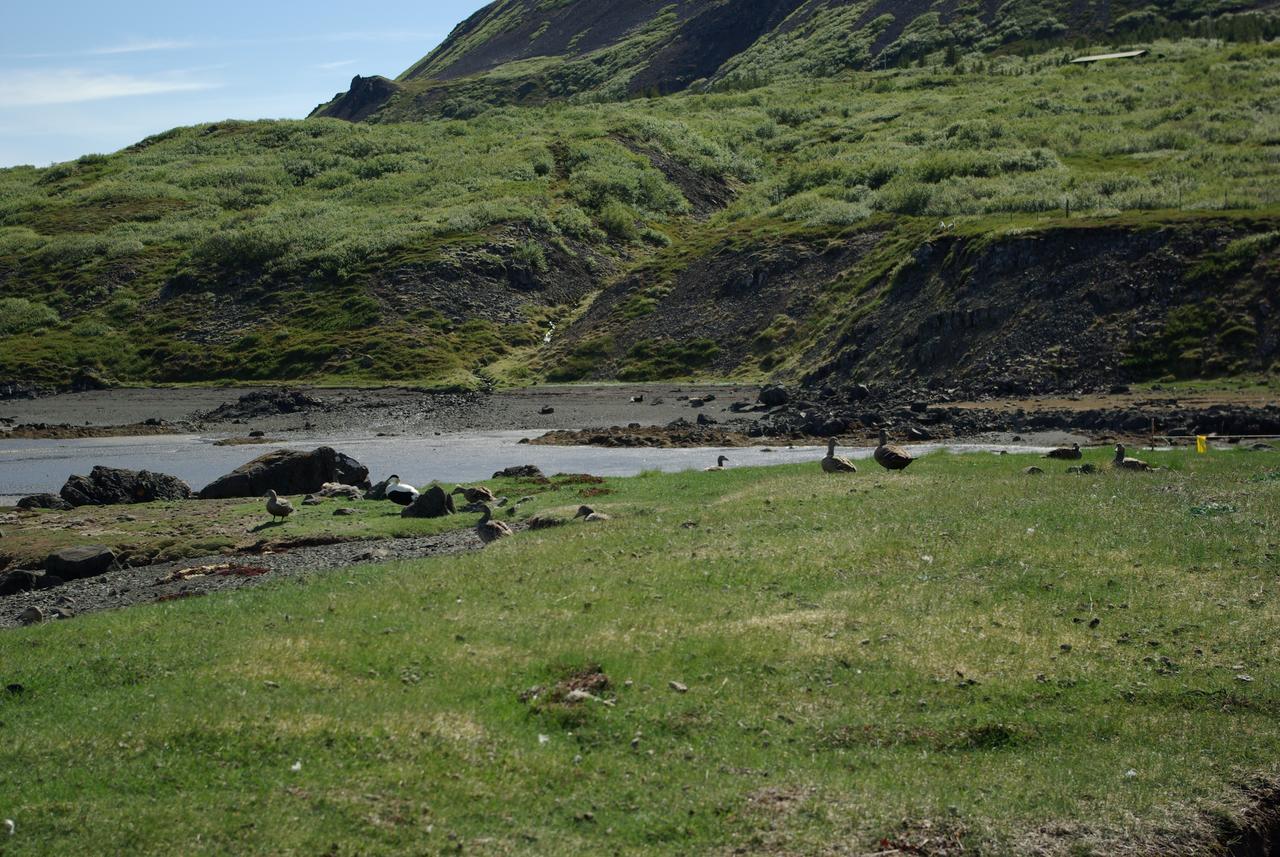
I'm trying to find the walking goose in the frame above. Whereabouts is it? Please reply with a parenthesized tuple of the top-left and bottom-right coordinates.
(385, 476, 419, 507)
(451, 485, 497, 504)
(264, 490, 295, 523)
(705, 455, 730, 472)
(1043, 443, 1082, 461)
(1113, 444, 1152, 471)
(874, 429, 914, 471)
(574, 505, 611, 522)
(821, 439, 857, 473)
(476, 505, 514, 542)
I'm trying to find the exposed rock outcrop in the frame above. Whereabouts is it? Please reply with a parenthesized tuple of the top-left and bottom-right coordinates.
(45, 545, 116, 581)
(199, 447, 370, 500)
(401, 486, 456, 519)
(60, 466, 193, 507)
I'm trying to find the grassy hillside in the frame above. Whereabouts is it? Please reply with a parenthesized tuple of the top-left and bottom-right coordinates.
(2, 450, 1278, 853)
(2, 39, 1279, 388)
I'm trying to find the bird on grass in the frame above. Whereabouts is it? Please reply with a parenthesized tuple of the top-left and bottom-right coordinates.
(821, 439, 857, 474)
(452, 485, 497, 504)
(384, 476, 419, 507)
(1113, 444, 1153, 471)
(574, 505, 611, 522)
(705, 455, 730, 472)
(476, 505, 514, 542)
(264, 490, 295, 523)
(874, 429, 914, 471)
(1043, 442, 1082, 461)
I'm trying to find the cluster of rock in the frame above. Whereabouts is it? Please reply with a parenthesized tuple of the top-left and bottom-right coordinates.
(0, 545, 117, 597)
(748, 382, 1280, 441)
(18, 467, 192, 511)
(197, 389, 328, 422)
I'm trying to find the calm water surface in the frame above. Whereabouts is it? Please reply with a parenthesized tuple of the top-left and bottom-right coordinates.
(0, 431, 1049, 503)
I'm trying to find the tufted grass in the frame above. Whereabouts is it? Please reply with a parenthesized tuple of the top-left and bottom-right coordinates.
(0, 447, 1277, 854)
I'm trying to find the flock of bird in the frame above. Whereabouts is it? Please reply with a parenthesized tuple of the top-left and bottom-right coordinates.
(262, 431, 1151, 537)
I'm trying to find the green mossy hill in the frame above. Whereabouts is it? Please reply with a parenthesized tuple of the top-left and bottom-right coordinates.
(2, 40, 1279, 389)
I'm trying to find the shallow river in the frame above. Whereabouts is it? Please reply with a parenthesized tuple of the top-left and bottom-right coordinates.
(0, 431, 1048, 503)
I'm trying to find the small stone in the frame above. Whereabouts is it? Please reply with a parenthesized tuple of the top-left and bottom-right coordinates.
(669, 681, 689, 694)
(539, 407, 555, 415)
(1059, 643, 1072, 652)
(333, 507, 357, 517)
(1236, 674, 1254, 683)
(1088, 617, 1101, 629)
(1023, 466, 1044, 475)
(17, 606, 45, 626)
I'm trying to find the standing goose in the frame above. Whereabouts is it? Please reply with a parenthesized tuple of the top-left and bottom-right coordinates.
(1043, 443, 1083, 461)
(476, 505, 514, 542)
(705, 455, 730, 472)
(1113, 444, 1152, 471)
(384, 476, 419, 507)
(874, 429, 914, 472)
(821, 439, 857, 474)
(574, 505, 611, 522)
(452, 485, 497, 504)
(264, 490, 295, 523)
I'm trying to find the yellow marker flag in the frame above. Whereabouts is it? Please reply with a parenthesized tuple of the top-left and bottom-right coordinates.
(1196, 436, 1208, 454)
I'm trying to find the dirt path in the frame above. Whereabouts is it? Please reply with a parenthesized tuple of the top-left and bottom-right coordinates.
(0, 528, 492, 629)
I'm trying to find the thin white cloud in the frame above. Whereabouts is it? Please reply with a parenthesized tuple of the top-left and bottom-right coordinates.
(0, 70, 220, 107)
(316, 59, 358, 70)
(89, 39, 195, 56)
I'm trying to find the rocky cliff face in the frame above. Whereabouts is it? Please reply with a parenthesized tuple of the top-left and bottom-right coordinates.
(548, 219, 1279, 394)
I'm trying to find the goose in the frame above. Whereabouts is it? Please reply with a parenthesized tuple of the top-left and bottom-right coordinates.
(451, 485, 497, 504)
(874, 429, 915, 471)
(264, 490, 295, 523)
(476, 505, 514, 542)
(574, 505, 611, 522)
(1043, 443, 1082, 461)
(1113, 444, 1152, 471)
(705, 455, 730, 472)
(384, 475, 419, 507)
(821, 439, 857, 474)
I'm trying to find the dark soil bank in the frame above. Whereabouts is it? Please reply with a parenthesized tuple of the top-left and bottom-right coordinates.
(0, 529, 491, 629)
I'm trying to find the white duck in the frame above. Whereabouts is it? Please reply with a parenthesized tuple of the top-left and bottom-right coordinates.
(384, 475, 420, 507)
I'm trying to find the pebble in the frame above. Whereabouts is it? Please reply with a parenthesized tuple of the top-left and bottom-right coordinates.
(333, 508, 357, 517)
(669, 681, 689, 694)
(17, 606, 44, 626)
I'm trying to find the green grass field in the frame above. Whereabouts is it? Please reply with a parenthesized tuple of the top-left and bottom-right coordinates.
(2, 447, 1277, 854)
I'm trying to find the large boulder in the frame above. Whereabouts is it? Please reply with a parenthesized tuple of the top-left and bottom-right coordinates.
(759, 385, 790, 408)
(60, 466, 193, 507)
(0, 569, 63, 596)
(17, 493, 72, 511)
(199, 447, 370, 500)
(401, 486, 456, 519)
(45, 545, 116, 581)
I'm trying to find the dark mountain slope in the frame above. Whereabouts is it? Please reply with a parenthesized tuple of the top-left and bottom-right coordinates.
(314, 0, 1279, 119)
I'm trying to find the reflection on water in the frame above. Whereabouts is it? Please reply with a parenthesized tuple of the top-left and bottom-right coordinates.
(0, 431, 1052, 502)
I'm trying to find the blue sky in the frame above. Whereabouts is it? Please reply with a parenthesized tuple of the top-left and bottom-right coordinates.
(0, 1, 489, 167)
